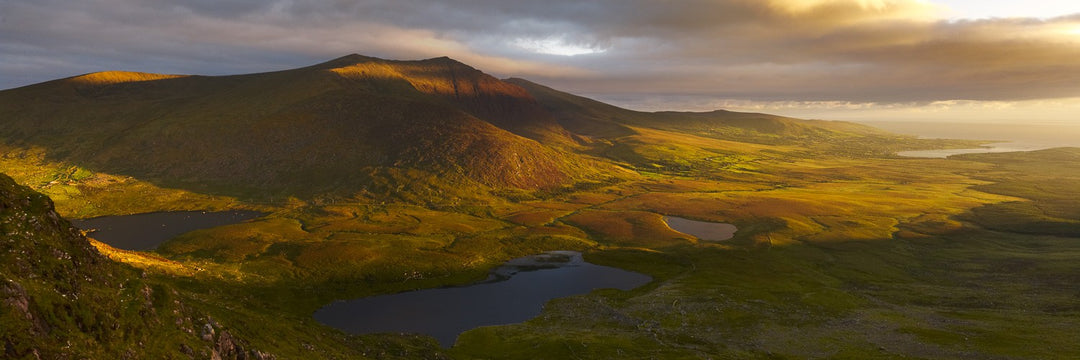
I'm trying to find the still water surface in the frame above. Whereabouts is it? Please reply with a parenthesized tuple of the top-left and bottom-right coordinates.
(860, 121, 1080, 158)
(664, 216, 738, 241)
(313, 251, 651, 347)
(70, 210, 265, 250)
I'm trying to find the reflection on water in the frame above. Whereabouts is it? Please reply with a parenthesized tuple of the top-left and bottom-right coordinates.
(70, 210, 265, 250)
(313, 251, 651, 347)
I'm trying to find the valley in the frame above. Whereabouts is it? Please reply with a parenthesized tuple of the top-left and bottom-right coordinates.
(1, 55, 1078, 359)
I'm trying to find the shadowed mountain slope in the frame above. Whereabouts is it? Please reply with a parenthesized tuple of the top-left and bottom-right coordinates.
(506, 78, 888, 144)
(0, 55, 584, 196)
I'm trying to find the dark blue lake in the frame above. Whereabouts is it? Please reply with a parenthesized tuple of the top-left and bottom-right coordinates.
(70, 210, 265, 250)
(313, 251, 651, 347)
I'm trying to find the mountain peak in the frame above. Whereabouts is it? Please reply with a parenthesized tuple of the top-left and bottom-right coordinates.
(311, 53, 383, 69)
(313, 54, 471, 68)
(420, 56, 469, 67)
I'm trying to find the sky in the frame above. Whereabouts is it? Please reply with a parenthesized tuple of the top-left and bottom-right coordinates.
(2, 0, 1080, 123)
(936, 0, 1080, 20)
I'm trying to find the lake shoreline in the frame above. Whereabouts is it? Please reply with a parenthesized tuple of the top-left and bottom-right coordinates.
(663, 216, 738, 242)
(70, 210, 266, 250)
(313, 251, 651, 347)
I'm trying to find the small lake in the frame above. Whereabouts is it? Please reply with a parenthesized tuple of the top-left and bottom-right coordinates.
(664, 216, 738, 241)
(313, 251, 651, 347)
(70, 210, 265, 251)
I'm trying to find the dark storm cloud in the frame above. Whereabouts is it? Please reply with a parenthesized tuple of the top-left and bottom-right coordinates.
(2, 0, 1080, 106)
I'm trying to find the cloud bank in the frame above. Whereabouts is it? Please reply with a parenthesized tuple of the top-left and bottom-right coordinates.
(2, 0, 1080, 112)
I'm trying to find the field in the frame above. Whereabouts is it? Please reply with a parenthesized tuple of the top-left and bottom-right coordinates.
(3, 120, 1078, 358)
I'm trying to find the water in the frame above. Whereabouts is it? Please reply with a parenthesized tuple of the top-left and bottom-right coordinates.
(313, 251, 651, 347)
(894, 146, 1036, 158)
(860, 121, 1080, 158)
(664, 216, 738, 241)
(70, 210, 265, 250)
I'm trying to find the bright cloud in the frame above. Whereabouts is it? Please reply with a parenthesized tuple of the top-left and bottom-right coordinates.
(512, 37, 606, 56)
(2, 0, 1080, 122)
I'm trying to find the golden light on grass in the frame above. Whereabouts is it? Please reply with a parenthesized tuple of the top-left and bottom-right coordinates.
(329, 58, 533, 98)
(69, 71, 187, 85)
(87, 237, 201, 276)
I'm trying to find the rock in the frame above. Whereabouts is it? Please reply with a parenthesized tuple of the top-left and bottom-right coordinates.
(179, 343, 194, 358)
(201, 323, 216, 341)
(214, 330, 242, 359)
(1, 280, 47, 334)
(250, 349, 276, 360)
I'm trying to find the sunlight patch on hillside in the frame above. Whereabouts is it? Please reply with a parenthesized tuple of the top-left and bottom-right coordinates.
(69, 71, 187, 85)
(87, 238, 199, 276)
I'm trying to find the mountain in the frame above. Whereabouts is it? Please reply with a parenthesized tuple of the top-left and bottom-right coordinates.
(0, 173, 272, 359)
(0, 55, 586, 197)
(4, 54, 1060, 359)
(0, 54, 903, 200)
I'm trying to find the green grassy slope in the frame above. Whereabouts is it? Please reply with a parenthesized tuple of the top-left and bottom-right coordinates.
(0, 173, 274, 359)
(452, 230, 1080, 359)
(0, 173, 456, 358)
(956, 148, 1080, 236)
(442, 148, 1080, 359)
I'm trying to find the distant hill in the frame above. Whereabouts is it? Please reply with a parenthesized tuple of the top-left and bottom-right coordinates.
(506, 78, 889, 144)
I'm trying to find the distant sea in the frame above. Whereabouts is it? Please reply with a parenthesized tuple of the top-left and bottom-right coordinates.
(857, 121, 1080, 158)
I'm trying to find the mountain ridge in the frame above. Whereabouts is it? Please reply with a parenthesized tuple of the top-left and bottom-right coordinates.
(0, 54, 598, 197)
(506, 77, 887, 144)
(0, 54, 906, 201)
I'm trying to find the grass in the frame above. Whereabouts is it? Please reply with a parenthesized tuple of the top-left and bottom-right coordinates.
(3, 56, 1079, 358)
(451, 228, 1080, 359)
(953, 148, 1080, 236)
(9, 129, 1078, 358)
(50, 135, 1063, 359)
(6, 126, 1078, 359)
(0, 145, 251, 218)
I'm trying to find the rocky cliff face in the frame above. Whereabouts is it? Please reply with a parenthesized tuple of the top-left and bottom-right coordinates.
(0, 173, 272, 359)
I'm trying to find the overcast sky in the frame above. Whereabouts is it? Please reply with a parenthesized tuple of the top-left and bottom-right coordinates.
(2, 0, 1079, 122)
